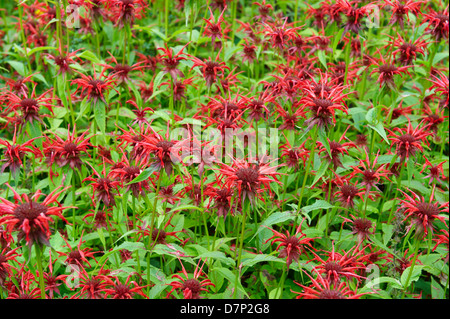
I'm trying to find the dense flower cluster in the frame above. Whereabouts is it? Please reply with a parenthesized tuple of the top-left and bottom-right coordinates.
(0, 0, 448, 301)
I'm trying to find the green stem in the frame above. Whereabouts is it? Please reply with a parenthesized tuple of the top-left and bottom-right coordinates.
(387, 161, 405, 224)
(34, 244, 46, 299)
(233, 200, 249, 299)
(402, 236, 421, 297)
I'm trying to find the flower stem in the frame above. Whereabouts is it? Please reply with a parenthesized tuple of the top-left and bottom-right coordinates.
(402, 236, 421, 297)
(233, 199, 249, 298)
(34, 244, 46, 299)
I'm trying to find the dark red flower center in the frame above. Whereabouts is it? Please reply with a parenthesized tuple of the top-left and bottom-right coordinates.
(14, 202, 48, 223)
(415, 202, 440, 219)
(353, 218, 373, 233)
(68, 250, 82, 262)
(379, 64, 398, 74)
(156, 140, 174, 152)
(64, 142, 79, 154)
(236, 167, 259, 185)
(319, 289, 346, 299)
(397, 133, 416, 144)
(183, 279, 201, 294)
(20, 98, 39, 110)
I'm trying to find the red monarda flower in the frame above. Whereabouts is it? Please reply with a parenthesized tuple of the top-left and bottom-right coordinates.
(100, 52, 146, 84)
(369, 52, 412, 89)
(253, 0, 273, 22)
(207, 180, 238, 218)
(108, 0, 147, 28)
(341, 214, 375, 247)
(203, 5, 227, 45)
(264, 219, 315, 269)
(140, 128, 180, 176)
(64, 267, 110, 299)
(398, 187, 449, 238)
(71, 68, 117, 105)
(387, 33, 428, 66)
(0, 246, 19, 285)
(158, 43, 190, 81)
(311, 244, 367, 285)
(103, 275, 150, 299)
(420, 156, 447, 185)
(83, 166, 121, 207)
(190, 51, 230, 88)
(429, 70, 449, 109)
(0, 73, 35, 97)
(6, 86, 55, 126)
(336, 0, 371, 34)
(0, 184, 72, 248)
(318, 137, 355, 170)
(44, 125, 93, 171)
(166, 258, 215, 299)
(422, 6, 449, 41)
(159, 77, 196, 102)
(218, 158, 283, 205)
(280, 139, 308, 171)
(292, 268, 372, 299)
(57, 231, 100, 268)
(301, 79, 351, 130)
(348, 150, 391, 194)
(334, 181, 370, 209)
(109, 153, 150, 198)
(0, 129, 41, 176)
(241, 38, 257, 64)
(387, 120, 433, 163)
(46, 45, 82, 76)
(261, 18, 301, 51)
(382, 0, 425, 29)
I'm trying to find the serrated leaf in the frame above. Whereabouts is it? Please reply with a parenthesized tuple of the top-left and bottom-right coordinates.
(317, 50, 327, 69)
(318, 126, 331, 158)
(364, 276, 403, 290)
(126, 167, 155, 185)
(7, 61, 25, 76)
(77, 50, 101, 64)
(401, 265, 424, 288)
(196, 251, 235, 266)
(241, 254, 283, 268)
(368, 122, 390, 145)
(253, 211, 294, 238)
(94, 101, 106, 134)
(302, 199, 334, 213)
(116, 241, 145, 252)
(312, 160, 330, 186)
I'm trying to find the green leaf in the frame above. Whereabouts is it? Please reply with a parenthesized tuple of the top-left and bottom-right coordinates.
(317, 50, 328, 69)
(116, 241, 145, 252)
(169, 204, 204, 213)
(406, 158, 414, 184)
(98, 228, 106, 249)
(196, 251, 235, 266)
(94, 101, 106, 134)
(364, 276, 403, 290)
(317, 126, 331, 158)
(301, 200, 334, 213)
(241, 254, 283, 268)
(126, 167, 156, 185)
(28, 46, 56, 56)
(255, 211, 293, 232)
(401, 265, 424, 288)
(312, 160, 330, 186)
(431, 276, 445, 299)
(211, 267, 249, 298)
(77, 50, 101, 64)
(368, 122, 390, 145)
(7, 61, 25, 76)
